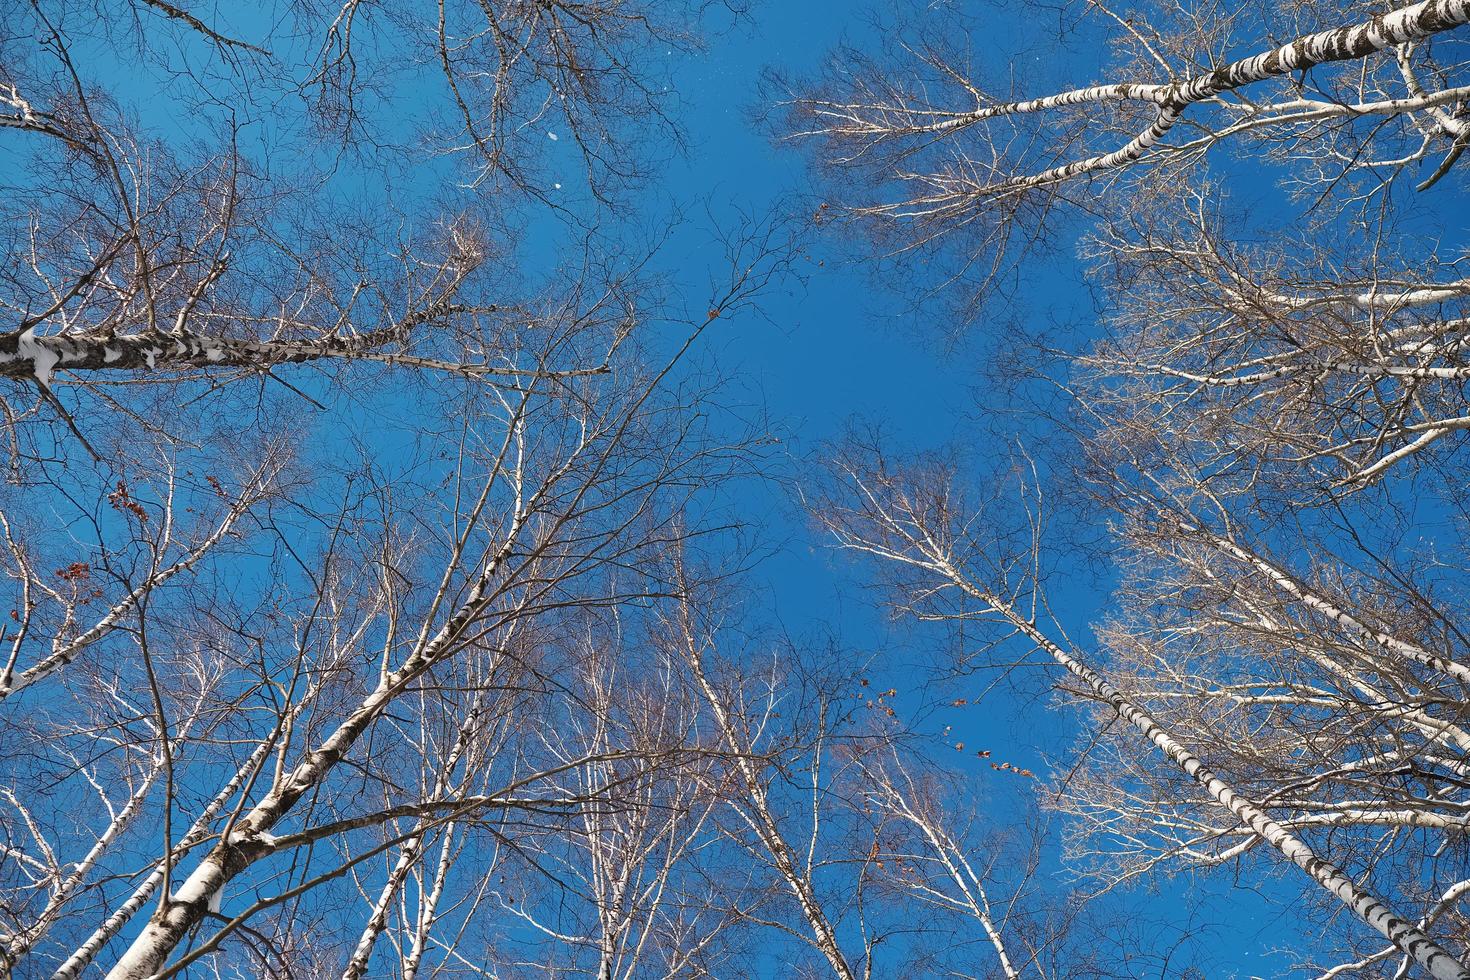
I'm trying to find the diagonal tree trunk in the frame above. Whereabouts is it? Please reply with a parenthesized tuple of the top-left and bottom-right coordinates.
(948, 571, 1470, 980)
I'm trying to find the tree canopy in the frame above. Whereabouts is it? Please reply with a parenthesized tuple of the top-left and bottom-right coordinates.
(3, 1, 1470, 977)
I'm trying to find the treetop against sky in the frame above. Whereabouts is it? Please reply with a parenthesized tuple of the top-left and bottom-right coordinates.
(2, 1, 1469, 977)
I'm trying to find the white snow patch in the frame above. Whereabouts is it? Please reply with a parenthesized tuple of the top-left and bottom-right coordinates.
(547, 131, 559, 141)
(16, 327, 58, 388)
(170, 867, 224, 909)
(553, 183, 562, 190)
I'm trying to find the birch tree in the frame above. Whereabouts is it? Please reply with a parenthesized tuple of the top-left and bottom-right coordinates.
(783, 0, 1470, 315)
(847, 744, 1091, 979)
(784, 1, 1470, 974)
(1079, 190, 1470, 497)
(15, 0, 1452, 975)
(810, 442, 1470, 978)
(462, 619, 740, 979)
(1, 0, 712, 404)
(0, 3, 808, 977)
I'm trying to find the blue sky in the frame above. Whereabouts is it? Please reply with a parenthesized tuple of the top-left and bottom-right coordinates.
(631, 8, 1316, 976)
(388, 3, 1330, 973)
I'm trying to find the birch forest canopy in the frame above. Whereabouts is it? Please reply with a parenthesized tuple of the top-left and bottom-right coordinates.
(0, 0, 1468, 977)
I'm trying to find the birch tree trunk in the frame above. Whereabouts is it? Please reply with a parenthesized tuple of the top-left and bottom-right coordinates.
(815, 451, 1470, 979)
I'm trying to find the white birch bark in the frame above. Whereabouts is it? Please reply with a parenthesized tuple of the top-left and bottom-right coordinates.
(1187, 522, 1470, 687)
(677, 624, 857, 980)
(340, 842, 424, 980)
(340, 691, 485, 980)
(1000, 0, 1470, 192)
(101, 476, 531, 979)
(50, 721, 290, 980)
(951, 577, 1470, 980)
(821, 465, 1470, 979)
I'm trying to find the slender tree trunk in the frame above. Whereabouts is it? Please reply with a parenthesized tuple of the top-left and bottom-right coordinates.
(341, 841, 424, 980)
(403, 823, 456, 980)
(948, 570, 1470, 980)
(1186, 521, 1470, 686)
(683, 642, 857, 980)
(51, 726, 286, 980)
(104, 558, 513, 980)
